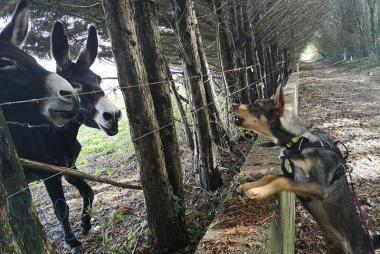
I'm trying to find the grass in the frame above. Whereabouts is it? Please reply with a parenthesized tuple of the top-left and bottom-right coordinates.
(76, 97, 133, 166)
(344, 53, 380, 69)
(76, 85, 192, 168)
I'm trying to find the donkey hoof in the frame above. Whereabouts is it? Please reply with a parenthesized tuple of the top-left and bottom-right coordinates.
(81, 221, 92, 235)
(71, 245, 84, 254)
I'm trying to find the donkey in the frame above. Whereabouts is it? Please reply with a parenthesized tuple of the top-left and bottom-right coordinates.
(0, 0, 79, 127)
(9, 21, 121, 253)
(47, 21, 121, 252)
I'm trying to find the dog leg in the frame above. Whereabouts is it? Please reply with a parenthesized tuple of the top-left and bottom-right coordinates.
(237, 175, 279, 194)
(241, 176, 325, 200)
(373, 234, 380, 250)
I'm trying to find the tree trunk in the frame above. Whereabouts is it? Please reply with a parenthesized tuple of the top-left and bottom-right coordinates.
(102, 0, 187, 251)
(213, 0, 240, 102)
(193, 9, 230, 149)
(171, 0, 222, 191)
(235, 2, 250, 103)
(134, 0, 185, 221)
(166, 63, 194, 151)
(0, 110, 55, 254)
(243, 0, 259, 101)
(368, 0, 376, 50)
(213, 0, 231, 128)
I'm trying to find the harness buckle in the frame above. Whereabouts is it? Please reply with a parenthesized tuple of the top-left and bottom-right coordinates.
(279, 149, 285, 159)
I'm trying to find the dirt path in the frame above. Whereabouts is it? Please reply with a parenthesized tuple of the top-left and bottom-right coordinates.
(296, 61, 380, 253)
(25, 60, 379, 253)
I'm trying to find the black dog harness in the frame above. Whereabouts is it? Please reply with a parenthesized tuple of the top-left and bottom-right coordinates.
(279, 136, 349, 182)
(280, 136, 375, 250)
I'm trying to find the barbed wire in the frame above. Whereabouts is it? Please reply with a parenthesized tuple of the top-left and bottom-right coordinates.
(4, 63, 279, 127)
(5, 65, 284, 200)
(0, 64, 263, 108)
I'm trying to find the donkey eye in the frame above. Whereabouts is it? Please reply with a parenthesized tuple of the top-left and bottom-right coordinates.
(0, 58, 17, 71)
(71, 82, 83, 92)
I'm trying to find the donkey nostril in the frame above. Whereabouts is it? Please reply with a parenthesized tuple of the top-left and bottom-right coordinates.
(116, 110, 122, 119)
(58, 90, 74, 97)
(103, 112, 113, 121)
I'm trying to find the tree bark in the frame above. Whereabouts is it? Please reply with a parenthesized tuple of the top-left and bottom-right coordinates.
(193, 9, 230, 149)
(102, 0, 187, 251)
(0, 110, 55, 254)
(368, 0, 376, 50)
(213, 0, 240, 102)
(134, 0, 185, 220)
(171, 0, 222, 191)
(243, 0, 259, 101)
(20, 158, 142, 190)
(166, 63, 195, 151)
(235, 2, 250, 103)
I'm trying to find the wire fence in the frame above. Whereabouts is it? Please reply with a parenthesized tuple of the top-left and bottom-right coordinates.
(3, 63, 285, 201)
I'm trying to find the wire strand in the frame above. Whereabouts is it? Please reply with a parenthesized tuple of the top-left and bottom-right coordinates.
(5, 65, 284, 199)
(0, 64, 262, 108)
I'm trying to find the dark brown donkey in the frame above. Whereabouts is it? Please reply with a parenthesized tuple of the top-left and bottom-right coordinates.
(9, 21, 121, 253)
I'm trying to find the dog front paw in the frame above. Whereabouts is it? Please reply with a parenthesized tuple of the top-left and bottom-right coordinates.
(245, 186, 273, 200)
(237, 182, 256, 194)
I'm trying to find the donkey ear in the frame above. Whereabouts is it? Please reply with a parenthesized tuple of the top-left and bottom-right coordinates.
(273, 85, 285, 116)
(0, 0, 29, 48)
(51, 21, 70, 70)
(76, 25, 98, 68)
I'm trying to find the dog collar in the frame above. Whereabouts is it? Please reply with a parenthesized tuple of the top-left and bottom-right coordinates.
(285, 135, 304, 148)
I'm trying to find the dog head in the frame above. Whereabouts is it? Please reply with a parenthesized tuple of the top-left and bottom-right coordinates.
(233, 85, 287, 143)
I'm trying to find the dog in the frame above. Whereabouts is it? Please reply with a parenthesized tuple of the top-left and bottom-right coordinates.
(232, 85, 380, 254)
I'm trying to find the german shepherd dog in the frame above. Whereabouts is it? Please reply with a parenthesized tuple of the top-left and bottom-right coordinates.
(232, 85, 380, 254)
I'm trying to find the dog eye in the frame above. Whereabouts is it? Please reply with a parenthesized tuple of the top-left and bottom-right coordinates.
(0, 58, 17, 71)
(249, 103, 260, 111)
(248, 104, 260, 115)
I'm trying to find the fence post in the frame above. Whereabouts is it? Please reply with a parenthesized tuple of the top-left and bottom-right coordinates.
(270, 41, 298, 253)
(294, 63, 299, 116)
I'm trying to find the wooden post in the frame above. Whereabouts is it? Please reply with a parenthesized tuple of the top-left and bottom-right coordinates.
(294, 63, 300, 116)
(270, 39, 297, 253)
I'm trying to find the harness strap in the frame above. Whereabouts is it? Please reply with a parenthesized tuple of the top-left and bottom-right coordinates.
(280, 137, 347, 183)
(280, 137, 375, 251)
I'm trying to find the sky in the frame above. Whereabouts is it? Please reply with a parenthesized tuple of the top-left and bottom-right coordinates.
(0, 16, 120, 98)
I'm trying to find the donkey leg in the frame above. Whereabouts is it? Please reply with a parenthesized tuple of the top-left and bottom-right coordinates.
(64, 171, 94, 235)
(44, 177, 83, 254)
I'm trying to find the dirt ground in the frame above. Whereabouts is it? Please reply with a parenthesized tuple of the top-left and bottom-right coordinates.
(28, 130, 252, 253)
(295, 60, 380, 253)
(25, 60, 379, 254)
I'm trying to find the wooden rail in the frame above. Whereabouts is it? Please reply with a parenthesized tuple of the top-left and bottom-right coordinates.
(20, 158, 142, 190)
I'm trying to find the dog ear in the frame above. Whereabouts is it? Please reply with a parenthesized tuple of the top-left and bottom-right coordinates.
(273, 85, 285, 116)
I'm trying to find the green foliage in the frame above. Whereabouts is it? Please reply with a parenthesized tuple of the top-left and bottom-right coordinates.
(76, 88, 190, 167)
(101, 215, 146, 254)
(345, 53, 380, 69)
(76, 101, 134, 163)
(300, 43, 323, 61)
(95, 167, 116, 177)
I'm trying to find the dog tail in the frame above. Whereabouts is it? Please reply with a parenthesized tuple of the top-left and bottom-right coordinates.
(372, 234, 380, 249)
